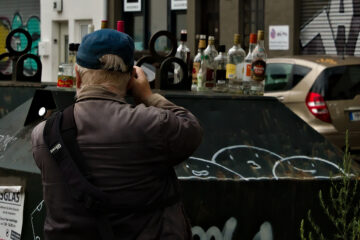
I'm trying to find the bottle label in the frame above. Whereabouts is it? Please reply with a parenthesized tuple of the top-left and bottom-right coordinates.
(192, 62, 200, 84)
(226, 64, 236, 79)
(205, 69, 214, 82)
(251, 60, 266, 81)
(243, 63, 252, 81)
(57, 75, 74, 88)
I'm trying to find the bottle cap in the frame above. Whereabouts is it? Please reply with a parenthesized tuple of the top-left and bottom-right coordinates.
(208, 36, 215, 45)
(180, 29, 187, 41)
(218, 45, 225, 52)
(117, 20, 124, 32)
(69, 43, 75, 51)
(74, 43, 80, 51)
(198, 34, 207, 49)
(200, 34, 207, 40)
(234, 34, 240, 44)
(249, 33, 257, 44)
(101, 20, 108, 29)
(257, 30, 264, 41)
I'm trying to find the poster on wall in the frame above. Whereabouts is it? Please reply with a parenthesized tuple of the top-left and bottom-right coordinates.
(171, 0, 187, 10)
(0, 186, 25, 240)
(269, 25, 289, 50)
(124, 0, 141, 12)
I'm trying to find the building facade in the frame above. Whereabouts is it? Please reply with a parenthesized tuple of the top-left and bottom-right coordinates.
(39, 0, 106, 83)
(39, 0, 360, 82)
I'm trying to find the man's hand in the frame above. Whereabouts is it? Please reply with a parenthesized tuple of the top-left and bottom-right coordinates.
(127, 66, 153, 103)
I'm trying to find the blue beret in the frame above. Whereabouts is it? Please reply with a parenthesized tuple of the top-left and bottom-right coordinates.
(76, 29, 134, 72)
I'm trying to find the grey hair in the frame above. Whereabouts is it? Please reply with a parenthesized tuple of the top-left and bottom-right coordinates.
(76, 54, 131, 96)
(99, 54, 129, 72)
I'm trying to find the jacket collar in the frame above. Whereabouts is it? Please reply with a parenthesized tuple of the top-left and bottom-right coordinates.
(76, 85, 127, 104)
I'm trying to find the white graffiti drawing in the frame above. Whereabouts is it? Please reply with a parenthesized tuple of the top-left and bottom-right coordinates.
(179, 145, 344, 180)
(31, 200, 44, 240)
(0, 134, 17, 152)
(192, 218, 273, 240)
(192, 217, 237, 240)
(253, 221, 273, 240)
(300, 0, 358, 55)
(272, 155, 345, 180)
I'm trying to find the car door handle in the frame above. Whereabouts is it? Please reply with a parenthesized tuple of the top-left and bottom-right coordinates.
(344, 107, 360, 112)
(276, 96, 284, 101)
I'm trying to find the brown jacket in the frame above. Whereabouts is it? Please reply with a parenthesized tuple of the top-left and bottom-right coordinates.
(31, 86, 202, 240)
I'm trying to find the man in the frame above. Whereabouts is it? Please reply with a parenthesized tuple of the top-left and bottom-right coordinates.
(31, 29, 203, 240)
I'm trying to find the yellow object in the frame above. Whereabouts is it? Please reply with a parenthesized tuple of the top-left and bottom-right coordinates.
(226, 64, 236, 79)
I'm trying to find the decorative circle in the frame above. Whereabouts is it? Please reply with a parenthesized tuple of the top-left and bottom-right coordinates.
(159, 57, 189, 90)
(149, 30, 177, 59)
(16, 53, 42, 82)
(6, 28, 32, 56)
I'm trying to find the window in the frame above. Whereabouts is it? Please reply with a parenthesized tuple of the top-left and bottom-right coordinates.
(312, 65, 360, 100)
(75, 20, 92, 43)
(123, 0, 148, 51)
(265, 63, 311, 91)
(242, 0, 264, 50)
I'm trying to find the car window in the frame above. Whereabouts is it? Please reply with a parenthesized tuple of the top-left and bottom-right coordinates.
(265, 63, 311, 92)
(311, 65, 360, 100)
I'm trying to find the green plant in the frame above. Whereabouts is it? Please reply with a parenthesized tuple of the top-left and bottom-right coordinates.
(300, 131, 360, 240)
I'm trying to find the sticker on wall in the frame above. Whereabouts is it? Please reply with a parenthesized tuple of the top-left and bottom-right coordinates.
(269, 25, 289, 50)
(171, 0, 187, 10)
(124, 0, 142, 12)
(0, 186, 25, 240)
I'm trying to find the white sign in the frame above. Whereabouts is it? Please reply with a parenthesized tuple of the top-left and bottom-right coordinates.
(0, 186, 25, 240)
(171, 0, 187, 10)
(269, 25, 289, 50)
(124, 0, 141, 12)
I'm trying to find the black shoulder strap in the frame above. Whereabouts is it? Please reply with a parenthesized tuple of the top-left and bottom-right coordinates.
(43, 104, 115, 240)
(43, 104, 109, 205)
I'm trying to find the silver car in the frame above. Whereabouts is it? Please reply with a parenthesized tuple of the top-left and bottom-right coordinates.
(264, 55, 360, 153)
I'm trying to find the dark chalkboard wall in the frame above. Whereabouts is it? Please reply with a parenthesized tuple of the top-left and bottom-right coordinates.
(0, 87, 356, 240)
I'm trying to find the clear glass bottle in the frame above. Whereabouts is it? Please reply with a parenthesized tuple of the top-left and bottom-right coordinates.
(226, 34, 246, 94)
(243, 33, 257, 95)
(213, 45, 227, 92)
(203, 36, 218, 89)
(197, 55, 207, 91)
(192, 34, 206, 91)
(57, 63, 75, 88)
(174, 30, 191, 84)
(251, 30, 267, 95)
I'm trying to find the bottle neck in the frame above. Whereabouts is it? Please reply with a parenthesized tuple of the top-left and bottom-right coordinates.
(257, 40, 264, 48)
(249, 43, 256, 53)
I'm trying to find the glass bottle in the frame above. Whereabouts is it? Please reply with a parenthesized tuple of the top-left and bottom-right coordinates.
(192, 34, 206, 91)
(203, 36, 218, 89)
(213, 45, 227, 92)
(197, 55, 206, 91)
(174, 30, 191, 84)
(226, 34, 246, 94)
(251, 30, 267, 95)
(243, 33, 257, 95)
(68, 43, 76, 65)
